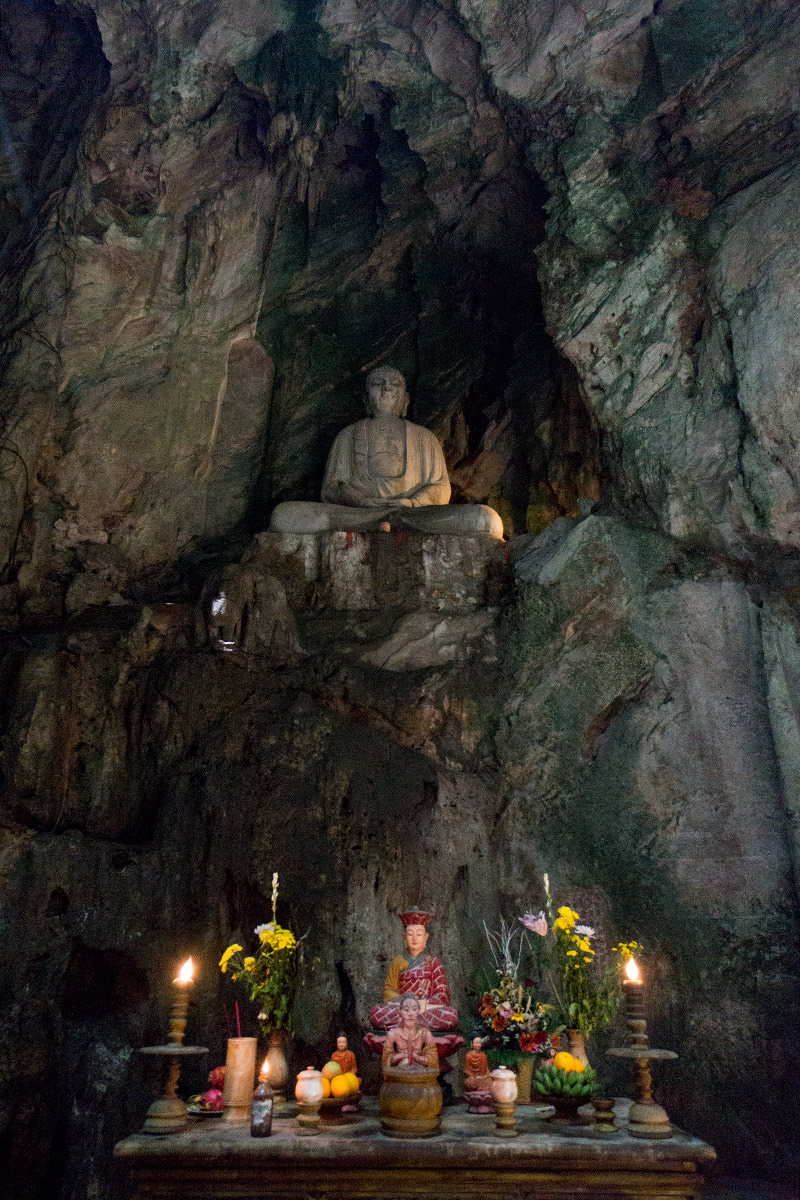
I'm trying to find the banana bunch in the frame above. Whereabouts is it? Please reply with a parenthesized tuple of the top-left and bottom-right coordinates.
(534, 1062, 597, 1098)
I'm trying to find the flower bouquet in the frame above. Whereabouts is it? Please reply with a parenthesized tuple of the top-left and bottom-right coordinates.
(519, 874, 640, 1044)
(472, 919, 561, 1069)
(219, 873, 302, 1036)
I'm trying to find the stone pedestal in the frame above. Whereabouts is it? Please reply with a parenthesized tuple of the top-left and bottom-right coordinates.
(246, 531, 507, 612)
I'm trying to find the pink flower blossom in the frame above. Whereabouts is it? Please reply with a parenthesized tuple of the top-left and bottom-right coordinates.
(519, 911, 548, 936)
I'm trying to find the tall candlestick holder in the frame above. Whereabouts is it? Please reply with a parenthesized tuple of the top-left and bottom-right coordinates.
(606, 962, 677, 1140)
(140, 959, 208, 1135)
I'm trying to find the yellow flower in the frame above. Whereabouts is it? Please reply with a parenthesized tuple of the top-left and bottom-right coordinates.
(259, 924, 296, 953)
(219, 944, 242, 972)
(566, 949, 577, 957)
(243, 957, 256, 971)
(554, 906, 580, 933)
(584, 956, 593, 963)
(512, 1012, 525, 1023)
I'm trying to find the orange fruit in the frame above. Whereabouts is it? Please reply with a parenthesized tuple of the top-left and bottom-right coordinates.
(340, 1072, 359, 1095)
(321, 1061, 341, 1079)
(552, 1051, 574, 1072)
(321, 1076, 331, 1098)
(330, 1074, 350, 1098)
(570, 1058, 585, 1073)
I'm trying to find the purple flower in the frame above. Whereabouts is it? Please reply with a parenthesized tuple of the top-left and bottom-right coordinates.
(519, 911, 548, 937)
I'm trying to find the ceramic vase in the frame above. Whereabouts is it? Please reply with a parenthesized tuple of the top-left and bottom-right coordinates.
(515, 1054, 534, 1104)
(265, 1029, 290, 1102)
(566, 1028, 589, 1067)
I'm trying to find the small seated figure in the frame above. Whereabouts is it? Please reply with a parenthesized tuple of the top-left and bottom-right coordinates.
(382, 996, 439, 1072)
(369, 910, 458, 1033)
(463, 1036, 494, 1114)
(330, 1034, 357, 1076)
(269, 367, 503, 538)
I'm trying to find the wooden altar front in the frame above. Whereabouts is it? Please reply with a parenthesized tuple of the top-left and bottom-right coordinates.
(115, 1100, 716, 1200)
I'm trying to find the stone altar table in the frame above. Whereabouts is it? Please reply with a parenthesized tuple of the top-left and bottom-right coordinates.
(115, 1099, 716, 1199)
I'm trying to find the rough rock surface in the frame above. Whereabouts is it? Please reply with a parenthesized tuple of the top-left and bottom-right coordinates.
(3, 517, 800, 1199)
(2, 3, 800, 1199)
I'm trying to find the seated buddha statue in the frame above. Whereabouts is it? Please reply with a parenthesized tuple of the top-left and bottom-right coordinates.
(330, 1034, 357, 1076)
(369, 910, 458, 1033)
(268, 367, 504, 538)
(463, 1035, 494, 1113)
(364, 910, 464, 1071)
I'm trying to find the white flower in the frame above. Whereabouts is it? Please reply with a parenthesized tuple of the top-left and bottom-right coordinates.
(255, 923, 275, 937)
(575, 924, 595, 938)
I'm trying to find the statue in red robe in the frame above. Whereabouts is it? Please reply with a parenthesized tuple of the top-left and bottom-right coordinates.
(368, 910, 458, 1033)
(365, 910, 463, 1069)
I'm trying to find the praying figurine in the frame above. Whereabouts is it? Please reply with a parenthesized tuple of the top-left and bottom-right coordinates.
(463, 1036, 494, 1114)
(269, 366, 503, 537)
(382, 996, 439, 1071)
(368, 910, 458, 1033)
(330, 1034, 357, 1076)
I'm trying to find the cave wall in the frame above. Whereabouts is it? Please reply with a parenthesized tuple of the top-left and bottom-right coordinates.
(2, 2, 800, 1198)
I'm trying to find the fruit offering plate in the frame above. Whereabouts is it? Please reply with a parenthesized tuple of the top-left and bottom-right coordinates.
(186, 1104, 224, 1118)
(537, 1094, 592, 1123)
(320, 1092, 362, 1115)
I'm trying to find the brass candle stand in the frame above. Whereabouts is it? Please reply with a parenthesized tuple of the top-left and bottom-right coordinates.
(141, 967, 207, 1135)
(606, 975, 677, 1140)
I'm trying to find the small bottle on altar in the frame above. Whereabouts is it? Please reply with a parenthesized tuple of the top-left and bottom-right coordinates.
(250, 1060, 273, 1138)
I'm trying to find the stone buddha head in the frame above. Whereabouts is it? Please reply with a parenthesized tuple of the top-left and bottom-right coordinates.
(364, 366, 409, 417)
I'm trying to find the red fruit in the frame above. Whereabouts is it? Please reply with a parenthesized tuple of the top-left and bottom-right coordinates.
(208, 1066, 226, 1089)
(202, 1088, 224, 1111)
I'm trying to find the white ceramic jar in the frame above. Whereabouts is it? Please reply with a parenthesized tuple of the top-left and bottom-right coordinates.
(490, 1066, 518, 1104)
(295, 1067, 325, 1105)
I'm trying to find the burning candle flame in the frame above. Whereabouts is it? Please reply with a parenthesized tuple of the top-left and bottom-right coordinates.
(625, 956, 641, 983)
(174, 957, 194, 984)
(260, 1058, 270, 1079)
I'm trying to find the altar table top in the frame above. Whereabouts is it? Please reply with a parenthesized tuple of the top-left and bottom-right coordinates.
(115, 1099, 716, 1200)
